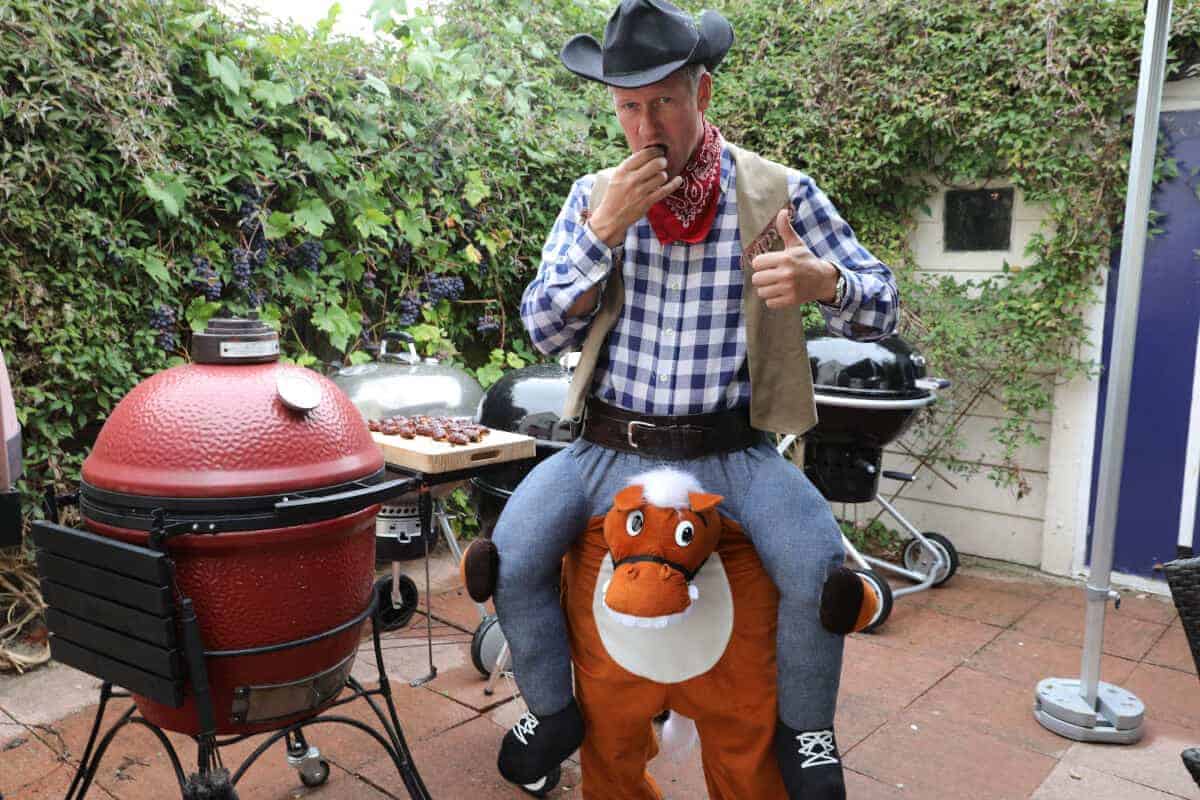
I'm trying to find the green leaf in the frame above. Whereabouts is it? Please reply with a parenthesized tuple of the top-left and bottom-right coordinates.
(204, 51, 244, 93)
(312, 115, 348, 143)
(312, 302, 357, 353)
(141, 174, 188, 217)
(353, 205, 391, 240)
(294, 197, 335, 237)
(362, 74, 390, 97)
(476, 362, 504, 388)
(463, 169, 490, 207)
(296, 141, 336, 174)
(264, 211, 294, 239)
(251, 80, 294, 109)
(185, 297, 223, 332)
(505, 352, 526, 369)
(139, 252, 170, 286)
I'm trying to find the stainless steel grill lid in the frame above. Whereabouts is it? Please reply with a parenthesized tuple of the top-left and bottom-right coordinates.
(332, 332, 484, 422)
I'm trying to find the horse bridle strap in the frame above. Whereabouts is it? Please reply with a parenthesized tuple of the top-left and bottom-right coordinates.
(611, 554, 709, 584)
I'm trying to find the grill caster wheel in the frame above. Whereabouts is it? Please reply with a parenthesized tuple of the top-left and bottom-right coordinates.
(903, 532, 959, 587)
(520, 764, 561, 797)
(379, 574, 419, 631)
(299, 758, 330, 787)
(471, 614, 507, 678)
(287, 741, 330, 788)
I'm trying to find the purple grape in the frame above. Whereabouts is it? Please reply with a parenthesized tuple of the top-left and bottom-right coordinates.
(476, 314, 500, 335)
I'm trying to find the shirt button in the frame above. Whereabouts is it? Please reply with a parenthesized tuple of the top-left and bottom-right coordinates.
(659, 373, 669, 383)
(664, 327, 674, 336)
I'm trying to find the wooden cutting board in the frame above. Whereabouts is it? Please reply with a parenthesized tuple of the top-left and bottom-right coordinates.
(372, 428, 535, 474)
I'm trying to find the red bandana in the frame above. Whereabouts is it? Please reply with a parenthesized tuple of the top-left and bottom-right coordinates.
(646, 120, 723, 246)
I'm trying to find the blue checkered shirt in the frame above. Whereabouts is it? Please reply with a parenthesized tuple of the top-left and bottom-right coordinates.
(520, 145, 899, 416)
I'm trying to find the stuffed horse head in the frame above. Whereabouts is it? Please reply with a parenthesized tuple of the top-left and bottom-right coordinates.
(601, 469, 724, 628)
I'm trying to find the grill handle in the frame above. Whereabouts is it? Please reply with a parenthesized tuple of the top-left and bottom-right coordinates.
(914, 377, 951, 391)
(274, 476, 420, 523)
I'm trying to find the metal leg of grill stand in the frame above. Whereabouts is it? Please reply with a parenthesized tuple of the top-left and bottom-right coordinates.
(435, 499, 490, 622)
(411, 485, 437, 687)
(483, 639, 511, 696)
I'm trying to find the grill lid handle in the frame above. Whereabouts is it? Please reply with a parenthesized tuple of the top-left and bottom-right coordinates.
(274, 475, 420, 523)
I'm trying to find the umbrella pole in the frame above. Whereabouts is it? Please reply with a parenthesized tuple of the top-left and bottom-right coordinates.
(1033, 0, 1173, 744)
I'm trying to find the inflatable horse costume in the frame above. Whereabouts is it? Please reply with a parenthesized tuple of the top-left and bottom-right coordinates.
(463, 468, 891, 798)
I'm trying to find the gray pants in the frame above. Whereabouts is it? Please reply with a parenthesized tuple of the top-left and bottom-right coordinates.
(492, 437, 846, 730)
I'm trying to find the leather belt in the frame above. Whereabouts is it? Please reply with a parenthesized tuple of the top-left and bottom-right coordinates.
(581, 397, 761, 460)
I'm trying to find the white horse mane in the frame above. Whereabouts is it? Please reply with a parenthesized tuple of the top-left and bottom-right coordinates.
(627, 468, 705, 509)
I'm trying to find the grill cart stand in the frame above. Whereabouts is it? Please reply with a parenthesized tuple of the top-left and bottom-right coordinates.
(34, 494, 434, 800)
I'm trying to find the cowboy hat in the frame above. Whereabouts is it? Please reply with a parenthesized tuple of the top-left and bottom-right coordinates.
(560, 0, 734, 88)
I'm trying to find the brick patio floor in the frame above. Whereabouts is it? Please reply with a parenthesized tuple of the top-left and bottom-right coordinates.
(1, 549, 1197, 799)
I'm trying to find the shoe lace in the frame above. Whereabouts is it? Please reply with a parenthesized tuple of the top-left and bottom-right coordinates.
(795, 729, 839, 768)
(512, 711, 539, 746)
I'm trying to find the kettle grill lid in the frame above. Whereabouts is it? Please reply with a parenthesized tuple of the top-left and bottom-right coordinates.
(806, 329, 928, 399)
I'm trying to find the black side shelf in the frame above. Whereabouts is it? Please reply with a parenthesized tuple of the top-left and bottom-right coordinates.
(32, 521, 184, 708)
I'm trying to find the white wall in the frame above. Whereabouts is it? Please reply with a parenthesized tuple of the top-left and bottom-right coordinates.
(893, 178, 1060, 568)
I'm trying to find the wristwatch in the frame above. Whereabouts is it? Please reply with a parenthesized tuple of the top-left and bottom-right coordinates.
(829, 265, 846, 307)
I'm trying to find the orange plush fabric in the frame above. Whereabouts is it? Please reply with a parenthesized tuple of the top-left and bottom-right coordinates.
(563, 514, 787, 799)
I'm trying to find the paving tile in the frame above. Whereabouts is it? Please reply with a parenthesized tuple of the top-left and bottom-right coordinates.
(6, 761, 116, 799)
(966, 629, 1140, 689)
(1059, 718, 1200, 799)
(908, 663, 1074, 759)
(350, 628, 476, 688)
(865, 604, 1002, 662)
(0, 661, 104, 726)
(1045, 585, 1178, 625)
(845, 767, 910, 798)
(1013, 597, 1170, 661)
(1123, 662, 1200, 732)
(419, 587, 494, 635)
(897, 578, 1046, 627)
(839, 635, 958, 713)
(355, 715, 581, 799)
(423, 656, 519, 713)
(1143, 621, 1198, 675)
(1030, 761, 1185, 799)
(0, 724, 72, 798)
(844, 708, 1058, 799)
(1, 707, 24, 748)
(835, 694, 891, 753)
(642, 743, 713, 800)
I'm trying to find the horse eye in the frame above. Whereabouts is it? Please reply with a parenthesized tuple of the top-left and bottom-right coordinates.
(626, 510, 644, 536)
(674, 520, 695, 547)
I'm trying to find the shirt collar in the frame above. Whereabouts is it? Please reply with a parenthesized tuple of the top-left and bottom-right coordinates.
(718, 143, 733, 195)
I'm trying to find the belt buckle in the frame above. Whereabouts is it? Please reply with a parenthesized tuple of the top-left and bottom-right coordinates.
(627, 420, 655, 449)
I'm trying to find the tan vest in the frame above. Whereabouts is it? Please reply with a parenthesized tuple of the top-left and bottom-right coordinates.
(563, 142, 818, 436)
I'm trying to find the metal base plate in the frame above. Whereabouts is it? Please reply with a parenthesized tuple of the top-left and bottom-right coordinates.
(1034, 678, 1145, 744)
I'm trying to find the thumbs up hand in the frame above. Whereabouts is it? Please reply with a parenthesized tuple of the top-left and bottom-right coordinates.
(750, 208, 842, 309)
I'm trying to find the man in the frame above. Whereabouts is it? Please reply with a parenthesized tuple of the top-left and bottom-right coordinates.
(492, 1, 898, 797)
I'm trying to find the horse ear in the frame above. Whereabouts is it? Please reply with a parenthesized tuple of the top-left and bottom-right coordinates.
(614, 484, 644, 511)
(688, 492, 723, 513)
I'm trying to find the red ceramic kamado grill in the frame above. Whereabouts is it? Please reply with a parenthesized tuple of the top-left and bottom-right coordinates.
(76, 317, 400, 735)
(34, 316, 433, 800)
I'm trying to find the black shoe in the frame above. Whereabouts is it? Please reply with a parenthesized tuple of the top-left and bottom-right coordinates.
(498, 699, 584, 789)
(774, 720, 846, 800)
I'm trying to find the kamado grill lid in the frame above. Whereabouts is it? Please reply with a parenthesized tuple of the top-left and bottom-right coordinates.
(806, 329, 928, 400)
(80, 317, 391, 531)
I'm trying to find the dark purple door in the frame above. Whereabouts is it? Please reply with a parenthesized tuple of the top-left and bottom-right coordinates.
(1089, 109, 1200, 577)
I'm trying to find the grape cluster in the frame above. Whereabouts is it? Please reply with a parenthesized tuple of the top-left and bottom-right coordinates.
(191, 256, 223, 300)
(362, 269, 377, 290)
(98, 236, 127, 268)
(247, 289, 266, 308)
(397, 242, 413, 269)
(476, 314, 500, 335)
(289, 239, 323, 273)
(421, 275, 464, 303)
(149, 305, 177, 352)
(230, 247, 253, 290)
(398, 291, 421, 326)
(236, 183, 263, 238)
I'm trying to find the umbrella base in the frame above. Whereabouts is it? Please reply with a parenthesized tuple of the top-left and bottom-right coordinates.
(1034, 678, 1145, 744)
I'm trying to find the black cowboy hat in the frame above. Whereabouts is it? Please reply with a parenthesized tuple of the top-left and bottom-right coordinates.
(560, 0, 734, 89)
